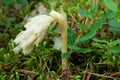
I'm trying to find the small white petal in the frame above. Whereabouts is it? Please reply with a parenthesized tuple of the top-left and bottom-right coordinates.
(52, 37, 62, 50)
(22, 46, 34, 55)
(14, 31, 24, 44)
(13, 44, 22, 53)
(21, 34, 36, 49)
(34, 30, 46, 46)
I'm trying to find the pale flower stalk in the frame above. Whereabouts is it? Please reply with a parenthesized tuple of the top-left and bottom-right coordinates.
(13, 10, 68, 70)
(50, 10, 68, 70)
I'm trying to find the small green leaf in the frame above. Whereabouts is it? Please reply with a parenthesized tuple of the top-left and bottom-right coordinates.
(91, 5, 98, 13)
(9, 17, 16, 22)
(61, 53, 71, 59)
(18, 0, 28, 4)
(2, 0, 13, 4)
(0, 21, 6, 26)
(100, 12, 116, 19)
(15, 72, 19, 80)
(1, 75, 7, 80)
(79, 9, 93, 19)
(108, 20, 120, 28)
(9, 74, 14, 80)
(68, 45, 92, 53)
(109, 27, 120, 34)
(68, 27, 77, 46)
(76, 30, 96, 45)
(92, 43, 108, 49)
(117, 11, 120, 18)
(102, 53, 109, 59)
(76, 22, 102, 45)
(75, 48, 92, 54)
(111, 40, 120, 46)
(104, 0, 118, 12)
(68, 45, 79, 50)
(14, 23, 23, 28)
(91, 22, 102, 31)
(93, 38, 108, 43)
(76, 23, 89, 30)
(110, 46, 120, 54)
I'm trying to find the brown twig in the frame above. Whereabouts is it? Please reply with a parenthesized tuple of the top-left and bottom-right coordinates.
(93, 0, 99, 6)
(87, 72, 120, 80)
(86, 64, 94, 80)
(102, 72, 120, 80)
(16, 69, 38, 80)
(71, 19, 75, 28)
(88, 20, 93, 27)
(68, 11, 77, 23)
(59, 64, 72, 80)
(81, 17, 87, 24)
(2, 56, 26, 71)
(93, 63, 115, 69)
(82, 64, 89, 80)
(86, 72, 91, 80)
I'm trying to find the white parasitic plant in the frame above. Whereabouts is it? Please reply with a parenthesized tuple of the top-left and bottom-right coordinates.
(13, 10, 68, 70)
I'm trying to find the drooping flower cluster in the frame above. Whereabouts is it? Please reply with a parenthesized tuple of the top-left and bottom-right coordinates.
(13, 15, 53, 54)
(13, 10, 67, 55)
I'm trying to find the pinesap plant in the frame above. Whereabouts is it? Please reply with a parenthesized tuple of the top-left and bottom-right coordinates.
(13, 9, 68, 70)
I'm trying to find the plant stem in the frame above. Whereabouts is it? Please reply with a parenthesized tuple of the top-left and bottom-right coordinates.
(57, 11, 68, 70)
(50, 10, 68, 70)
(61, 22, 68, 70)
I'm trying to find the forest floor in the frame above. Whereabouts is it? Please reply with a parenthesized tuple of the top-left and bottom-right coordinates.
(0, 0, 120, 80)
